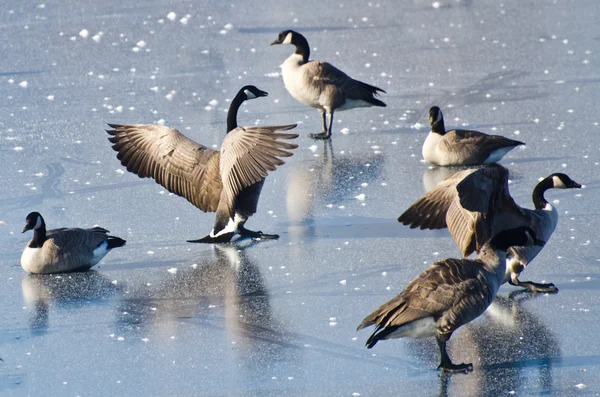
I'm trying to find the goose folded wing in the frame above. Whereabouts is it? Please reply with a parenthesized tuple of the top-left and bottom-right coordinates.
(107, 123, 222, 212)
(218, 125, 298, 218)
(310, 61, 384, 99)
(46, 228, 109, 266)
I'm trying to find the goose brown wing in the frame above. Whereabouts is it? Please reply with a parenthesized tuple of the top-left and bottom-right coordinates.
(107, 123, 222, 212)
(398, 168, 477, 230)
(218, 124, 298, 218)
(358, 258, 484, 331)
(443, 129, 524, 163)
(308, 61, 386, 104)
(45, 227, 109, 268)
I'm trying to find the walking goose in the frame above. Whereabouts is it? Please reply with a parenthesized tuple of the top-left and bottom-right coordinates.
(21, 212, 126, 274)
(423, 106, 524, 166)
(398, 164, 582, 293)
(357, 226, 543, 373)
(270, 30, 386, 140)
(107, 85, 299, 243)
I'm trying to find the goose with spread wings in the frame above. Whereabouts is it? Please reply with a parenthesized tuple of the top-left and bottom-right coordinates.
(271, 30, 386, 140)
(398, 164, 582, 293)
(107, 85, 299, 243)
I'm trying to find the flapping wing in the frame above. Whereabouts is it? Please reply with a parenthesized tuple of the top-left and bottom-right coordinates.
(218, 124, 298, 218)
(398, 168, 478, 229)
(107, 123, 222, 212)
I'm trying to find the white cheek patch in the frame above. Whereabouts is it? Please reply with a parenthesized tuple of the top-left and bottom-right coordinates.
(282, 32, 293, 44)
(244, 89, 257, 99)
(34, 216, 42, 230)
(436, 110, 443, 123)
(552, 175, 566, 188)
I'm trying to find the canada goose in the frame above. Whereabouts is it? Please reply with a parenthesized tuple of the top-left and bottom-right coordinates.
(398, 164, 582, 293)
(20, 212, 126, 274)
(423, 106, 524, 166)
(270, 30, 386, 140)
(357, 226, 544, 373)
(107, 85, 299, 243)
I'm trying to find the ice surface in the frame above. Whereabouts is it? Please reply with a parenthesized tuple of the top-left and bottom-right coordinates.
(0, 0, 600, 396)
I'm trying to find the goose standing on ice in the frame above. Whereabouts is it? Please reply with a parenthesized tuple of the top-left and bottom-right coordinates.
(270, 30, 386, 139)
(21, 212, 126, 274)
(423, 106, 524, 166)
(398, 164, 582, 293)
(357, 226, 544, 373)
(107, 85, 298, 243)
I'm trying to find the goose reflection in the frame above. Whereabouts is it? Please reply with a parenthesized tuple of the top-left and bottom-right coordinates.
(286, 140, 385, 242)
(409, 292, 559, 396)
(115, 243, 288, 367)
(22, 271, 123, 334)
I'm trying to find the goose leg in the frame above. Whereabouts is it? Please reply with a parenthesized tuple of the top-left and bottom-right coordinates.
(510, 277, 558, 293)
(238, 224, 279, 240)
(436, 335, 472, 373)
(310, 109, 333, 140)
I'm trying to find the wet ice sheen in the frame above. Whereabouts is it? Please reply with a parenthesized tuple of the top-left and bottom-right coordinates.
(0, 0, 599, 396)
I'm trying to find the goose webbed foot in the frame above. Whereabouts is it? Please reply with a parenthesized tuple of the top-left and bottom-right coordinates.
(310, 132, 331, 140)
(436, 336, 472, 374)
(438, 362, 473, 374)
(187, 232, 235, 244)
(238, 226, 279, 240)
(516, 280, 559, 294)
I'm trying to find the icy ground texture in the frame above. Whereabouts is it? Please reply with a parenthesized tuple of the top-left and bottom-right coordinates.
(1, 0, 599, 396)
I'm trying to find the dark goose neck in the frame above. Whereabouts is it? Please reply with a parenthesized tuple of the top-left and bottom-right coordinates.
(29, 223, 47, 248)
(431, 117, 446, 135)
(294, 34, 310, 63)
(226, 91, 247, 133)
(532, 177, 553, 209)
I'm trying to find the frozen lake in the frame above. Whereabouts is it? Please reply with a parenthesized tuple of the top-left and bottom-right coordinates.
(1, 0, 599, 395)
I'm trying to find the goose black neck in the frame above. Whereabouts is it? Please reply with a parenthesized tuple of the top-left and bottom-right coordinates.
(431, 118, 446, 135)
(294, 34, 310, 63)
(226, 91, 247, 133)
(29, 224, 47, 248)
(532, 177, 553, 209)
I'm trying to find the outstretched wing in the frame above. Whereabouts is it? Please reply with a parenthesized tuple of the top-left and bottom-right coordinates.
(107, 123, 222, 212)
(398, 168, 478, 230)
(218, 124, 299, 219)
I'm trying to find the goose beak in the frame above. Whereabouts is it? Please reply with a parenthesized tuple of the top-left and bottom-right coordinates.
(257, 90, 268, 97)
(571, 182, 582, 188)
(270, 39, 281, 46)
(22, 226, 29, 233)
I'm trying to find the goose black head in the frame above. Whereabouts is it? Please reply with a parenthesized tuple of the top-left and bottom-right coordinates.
(429, 106, 443, 127)
(23, 212, 44, 233)
(270, 30, 298, 46)
(490, 226, 545, 252)
(240, 85, 268, 100)
(549, 173, 582, 189)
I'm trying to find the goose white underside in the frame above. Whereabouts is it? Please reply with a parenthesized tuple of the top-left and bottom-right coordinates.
(483, 146, 517, 164)
(383, 317, 436, 339)
(89, 241, 111, 266)
(21, 247, 41, 272)
(209, 213, 246, 238)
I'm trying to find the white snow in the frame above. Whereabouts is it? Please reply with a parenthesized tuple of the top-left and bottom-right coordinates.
(167, 12, 176, 21)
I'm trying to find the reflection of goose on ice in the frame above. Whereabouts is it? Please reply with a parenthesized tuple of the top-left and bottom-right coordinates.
(21, 271, 123, 334)
(114, 243, 288, 366)
(286, 140, 385, 242)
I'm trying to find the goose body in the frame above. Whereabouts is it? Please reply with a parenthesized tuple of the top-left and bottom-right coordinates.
(358, 227, 543, 373)
(398, 164, 582, 293)
(21, 212, 126, 274)
(423, 106, 524, 166)
(107, 85, 299, 243)
(271, 30, 386, 139)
